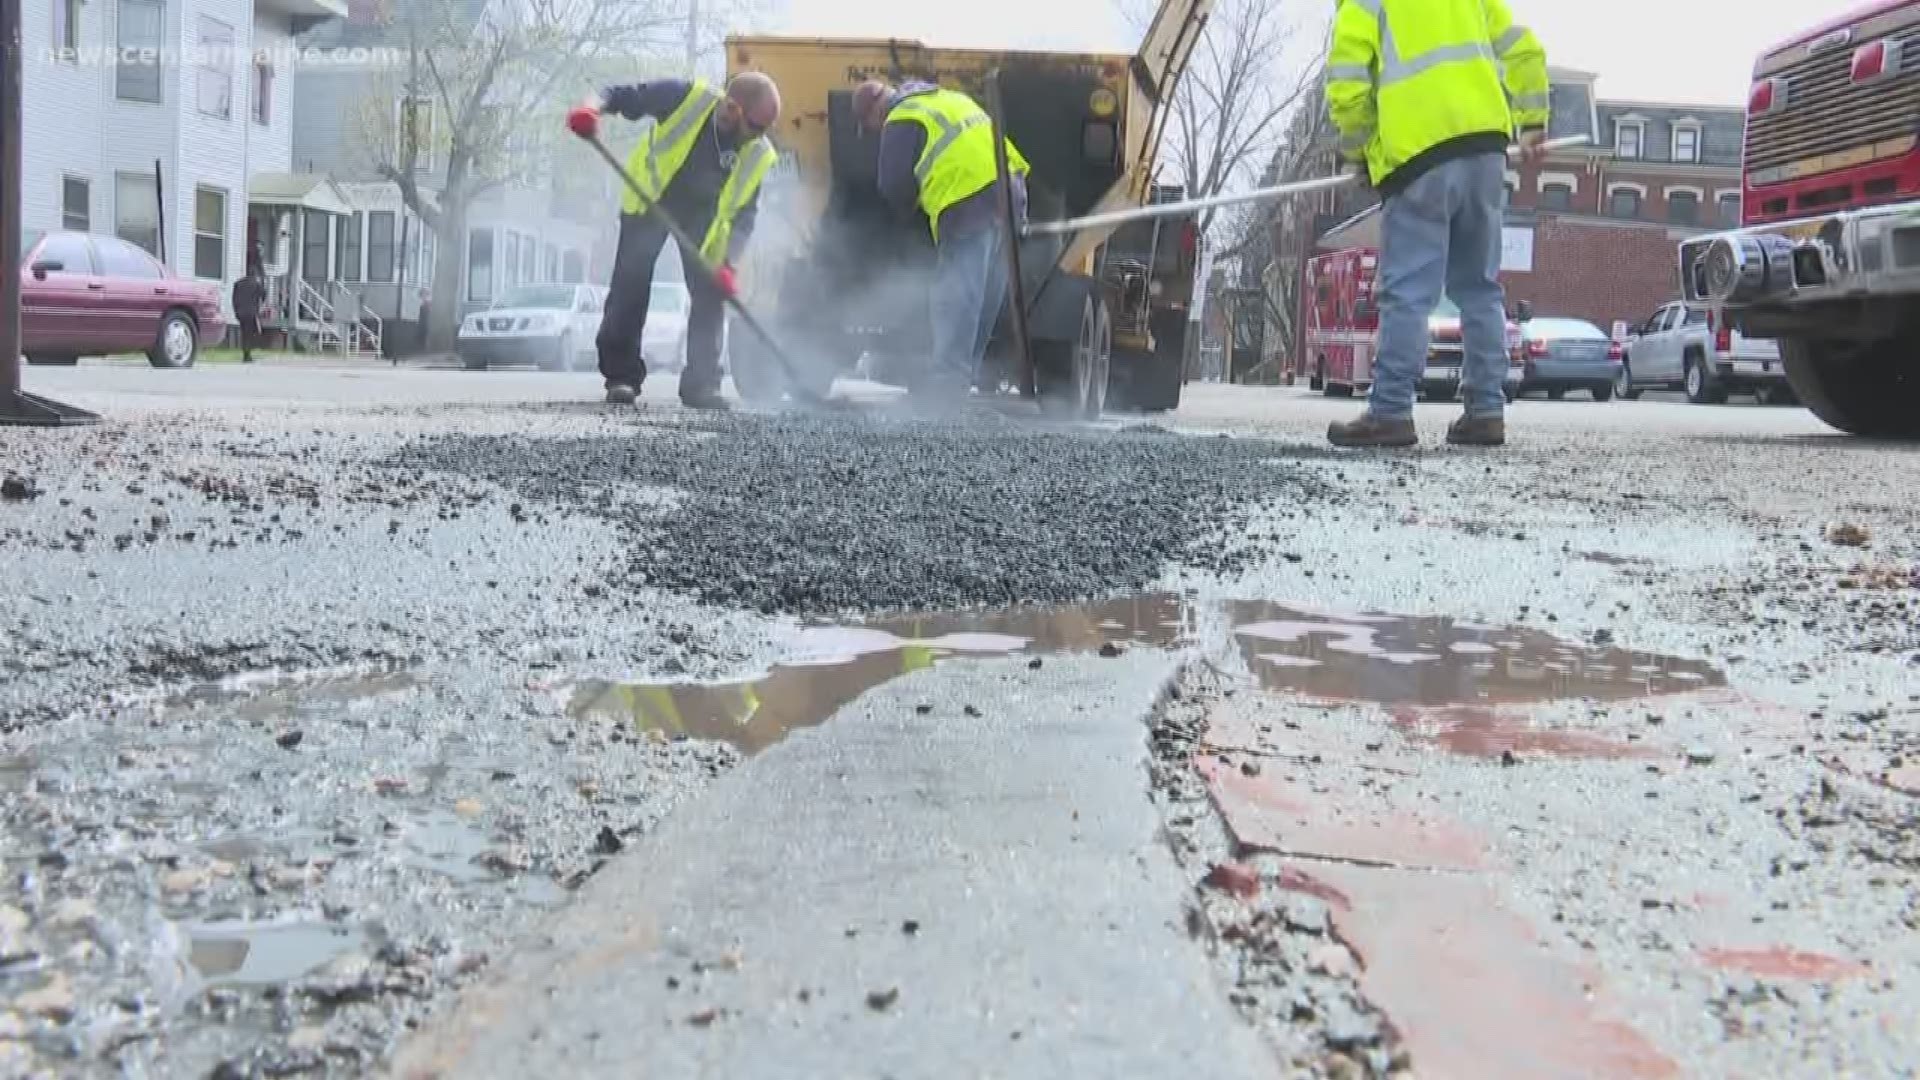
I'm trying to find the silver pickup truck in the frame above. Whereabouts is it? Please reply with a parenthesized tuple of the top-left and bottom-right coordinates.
(1616, 301, 1786, 404)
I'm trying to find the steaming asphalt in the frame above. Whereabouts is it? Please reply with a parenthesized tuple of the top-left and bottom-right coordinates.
(2, 358, 1916, 1078)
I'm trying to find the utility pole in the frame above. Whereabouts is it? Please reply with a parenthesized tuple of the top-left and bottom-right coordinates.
(1, 0, 96, 425)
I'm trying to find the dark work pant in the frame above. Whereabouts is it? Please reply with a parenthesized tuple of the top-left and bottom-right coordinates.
(597, 213, 728, 398)
(238, 316, 261, 360)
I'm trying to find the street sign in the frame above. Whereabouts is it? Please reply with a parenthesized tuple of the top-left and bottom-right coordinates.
(1500, 226, 1534, 273)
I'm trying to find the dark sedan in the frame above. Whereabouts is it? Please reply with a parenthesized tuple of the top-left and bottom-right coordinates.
(21, 229, 226, 368)
(1515, 317, 1622, 401)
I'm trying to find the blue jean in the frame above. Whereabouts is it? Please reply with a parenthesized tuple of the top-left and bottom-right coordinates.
(1369, 153, 1510, 420)
(929, 223, 1009, 392)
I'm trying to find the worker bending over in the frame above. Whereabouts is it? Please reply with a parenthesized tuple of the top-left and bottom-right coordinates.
(1324, 0, 1548, 447)
(853, 79, 1028, 406)
(567, 73, 782, 409)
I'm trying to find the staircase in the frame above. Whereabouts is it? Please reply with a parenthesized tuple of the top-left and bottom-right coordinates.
(297, 280, 384, 359)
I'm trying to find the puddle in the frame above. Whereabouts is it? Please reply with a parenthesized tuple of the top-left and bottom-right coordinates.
(0, 755, 32, 794)
(186, 919, 364, 986)
(570, 594, 1192, 753)
(1388, 705, 1658, 760)
(1230, 601, 1723, 707)
(400, 809, 499, 883)
(157, 668, 420, 723)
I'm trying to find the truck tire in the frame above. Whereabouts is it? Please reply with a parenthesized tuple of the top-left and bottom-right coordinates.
(1781, 336, 1920, 438)
(1035, 291, 1111, 419)
(1120, 310, 1186, 413)
(1683, 351, 1726, 404)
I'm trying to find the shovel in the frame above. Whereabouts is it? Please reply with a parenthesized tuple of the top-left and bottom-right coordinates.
(580, 133, 819, 402)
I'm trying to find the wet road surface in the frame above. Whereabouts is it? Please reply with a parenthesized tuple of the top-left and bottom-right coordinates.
(3, 361, 1917, 1078)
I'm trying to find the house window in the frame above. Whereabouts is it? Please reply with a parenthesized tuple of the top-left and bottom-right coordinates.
(195, 16, 233, 119)
(1608, 186, 1643, 219)
(416, 224, 435, 286)
(367, 211, 396, 282)
(1673, 125, 1700, 163)
(1539, 182, 1572, 211)
(467, 228, 493, 302)
(1666, 190, 1700, 226)
(192, 186, 226, 279)
(302, 209, 330, 281)
(1615, 121, 1643, 159)
(396, 97, 434, 167)
(113, 172, 160, 256)
(115, 0, 163, 103)
(337, 212, 362, 282)
(1718, 193, 1741, 227)
(61, 177, 90, 231)
(252, 59, 273, 125)
(562, 250, 584, 283)
(53, 0, 81, 58)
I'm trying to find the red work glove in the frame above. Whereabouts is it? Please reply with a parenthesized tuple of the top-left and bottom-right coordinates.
(713, 264, 738, 300)
(565, 104, 599, 140)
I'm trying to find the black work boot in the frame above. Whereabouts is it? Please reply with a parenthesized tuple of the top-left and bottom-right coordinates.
(1446, 413, 1506, 446)
(680, 387, 731, 412)
(1327, 412, 1418, 448)
(604, 382, 638, 405)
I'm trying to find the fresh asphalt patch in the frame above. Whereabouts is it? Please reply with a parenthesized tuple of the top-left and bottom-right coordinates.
(389, 409, 1344, 616)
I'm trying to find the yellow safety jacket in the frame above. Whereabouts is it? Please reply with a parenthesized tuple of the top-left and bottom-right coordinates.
(1326, 0, 1550, 188)
(884, 88, 1030, 243)
(621, 79, 776, 265)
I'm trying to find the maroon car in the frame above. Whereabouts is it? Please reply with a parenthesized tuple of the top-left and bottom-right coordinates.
(21, 229, 226, 368)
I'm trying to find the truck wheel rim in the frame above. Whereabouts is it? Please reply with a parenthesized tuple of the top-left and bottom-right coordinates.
(1616, 366, 1631, 395)
(165, 320, 193, 363)
(1686, 364, 1701, 396)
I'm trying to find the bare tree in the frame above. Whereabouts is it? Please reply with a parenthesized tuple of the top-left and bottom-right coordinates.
(353, 0, 689, 351)
(1138, 0, 1325, 243)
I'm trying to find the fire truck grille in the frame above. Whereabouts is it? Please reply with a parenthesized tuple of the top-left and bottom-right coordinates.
(1745, 37, 1920, 175)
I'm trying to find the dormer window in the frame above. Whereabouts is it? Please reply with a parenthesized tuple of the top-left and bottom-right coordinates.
(1672, 120, 1701, 163)
(1616, 118, 1645, 159)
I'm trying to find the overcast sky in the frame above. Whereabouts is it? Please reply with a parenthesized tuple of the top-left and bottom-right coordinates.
(765, 0, 1864, 106)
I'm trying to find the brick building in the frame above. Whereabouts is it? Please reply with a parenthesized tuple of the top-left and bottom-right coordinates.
(1302, 68, 1745, 337)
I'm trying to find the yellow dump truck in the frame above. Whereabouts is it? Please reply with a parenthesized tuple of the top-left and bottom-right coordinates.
(723, 0, 1212, 415)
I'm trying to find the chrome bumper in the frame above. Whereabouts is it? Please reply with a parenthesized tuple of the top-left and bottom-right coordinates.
(1679, 199, 1920, 308)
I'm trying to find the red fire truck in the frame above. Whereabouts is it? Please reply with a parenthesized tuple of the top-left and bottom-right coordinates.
(1677, 0, 1920, 438)
(1299, 244, 1525, 401)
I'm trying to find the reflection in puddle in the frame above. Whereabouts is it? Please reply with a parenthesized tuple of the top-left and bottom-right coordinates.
(1230, 601, 1723, 707)
(186, 919, 364, 986)
(569, 594, 1192, 753)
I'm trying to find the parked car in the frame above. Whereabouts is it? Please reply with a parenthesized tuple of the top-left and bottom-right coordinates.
(642, 281, 690, 373)
(458, 283, 603, 371)
(1515, 316, 1621, 401)
(1420, 294, 1524, 402)
(20, 229, 226, 368)
(1617, 301, 1787, 404)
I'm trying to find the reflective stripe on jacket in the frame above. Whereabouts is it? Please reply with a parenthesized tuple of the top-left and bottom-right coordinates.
(622, 80, 777, 264)
(1326, 0, 1549, 188)
(884, 88, 1030, 243)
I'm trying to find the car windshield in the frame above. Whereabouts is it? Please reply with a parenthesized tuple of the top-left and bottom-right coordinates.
(1431, 296, 1459, 318)
(1529, 318, 1607, 340)
(493, 285, 574, 310)
(650, 284, 687, 313)
(21, 230, 44, 262)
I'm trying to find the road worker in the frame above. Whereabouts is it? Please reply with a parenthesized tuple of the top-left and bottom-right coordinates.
(566, 72, 782, 409)
(1323, 0, 1549, 447)
(852, 79, 1029, 407)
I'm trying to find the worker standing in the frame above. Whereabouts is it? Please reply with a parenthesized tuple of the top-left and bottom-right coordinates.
(1323, 0, 1549, 447)
(852, 79, 1029, 407)
(566, 73, 782, 409)
(231, 265, 265, 364)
